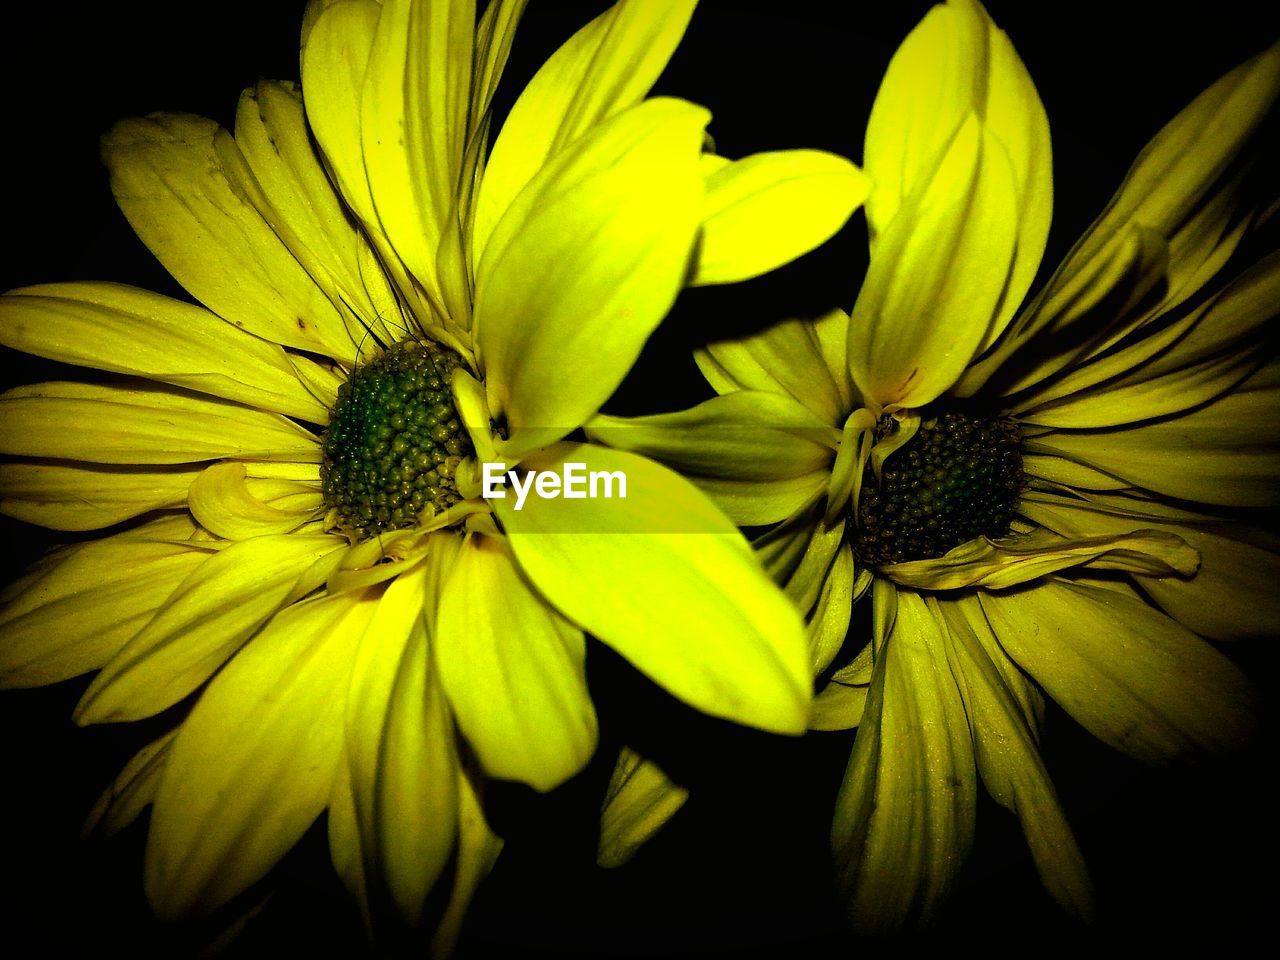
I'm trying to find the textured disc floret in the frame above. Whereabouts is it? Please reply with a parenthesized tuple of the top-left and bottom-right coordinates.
(852, 411, 1023, 566)
(321, 339, 472, 539)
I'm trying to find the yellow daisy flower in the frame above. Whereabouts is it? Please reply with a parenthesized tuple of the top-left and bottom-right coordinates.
(0, 0, 868, 941)
(591, 0, 1277, 930)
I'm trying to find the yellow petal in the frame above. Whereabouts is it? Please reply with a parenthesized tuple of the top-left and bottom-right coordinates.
(865, 0, 1051, 347)
(103, 114, 352, 358)
(1023, 360, 1280, 507)
(0, 381, 320, 464)
(808, 543, 856, 675)
(979, 578, 1254, 762)
(882, 526, 1198, 591)
(597, 747, 688, 869)
(935, 596, 1091, 919)
(83, 729, 179, 838)
(435, 533, 596, 791)
(472, 0, 697, 262)
(0, 460, 200, 531)
(345, 559, 458, 922)
(832, 588, 975, 932)
(0, 520, 212, 688)
(848, 115, 1019, 408)
(696, 307, 854, 424)
(187, 462, 322, 540)
(1022, 489, 1280, 641)
(233, 80, 400, 348)
(300, 0, 381, 229)
(693, 472, 830, 527)
(474, 98, 706, 455)
(692, 150, 868, 286)
(429, 770, 502, 960)
(974, 42, 1280, 393)
(494, 442, 811, 735)
(1016, 250, 1280, 427)
(145, 590, 378, 918)
(585, 391, 839, 482)
(0, 282, 328, 421)
(77, 533, 347, 723)
(360, 0, 473, 301)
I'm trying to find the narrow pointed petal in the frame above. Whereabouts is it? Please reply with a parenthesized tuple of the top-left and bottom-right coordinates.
(187, 462, 322, 540)
(937, 596, 1091, 919)
(0, 518, 211, 688)
(83, 730, 179, 838)
(0, 282, 328, 421)
(977, 41, 1280, 393)
(586, 391, 839, 483)
(1022, 489, 1280, 641)
(0, 460, 201, 532)
(0, 381, 320, 464)
(234, 80, 400, 345)
(1023, 360, 1280, 507)
(696, 308, 855, 424)
(882, 526, 1198, 591)
(360, 0, 474, 299)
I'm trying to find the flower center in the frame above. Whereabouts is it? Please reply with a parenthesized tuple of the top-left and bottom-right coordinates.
(850, 411, 1022, 566)
(321, 340, 473, 539)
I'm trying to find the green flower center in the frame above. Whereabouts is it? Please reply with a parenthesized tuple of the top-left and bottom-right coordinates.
(321, 340, 473, 539)
(850, 411, 1022, 566)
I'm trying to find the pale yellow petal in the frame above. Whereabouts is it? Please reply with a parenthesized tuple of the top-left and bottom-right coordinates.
(882, 526, 1198, 591)
(494, 442, 811, 735)
(187, 462, 322, 540)
(0, 381, 320, 464)
(103, 114, 352, 358)
(145, 590, 378, 918)
(696, 307, 854, 424)
(77, 533, 347, 723)
(0, 520, 212, 689)
(83, 729, 179, 838)
(865, 0, 1051, 346)
(1022, 489, 1280, 641)
(0, 460, 200, 531)
(0, 282, 328, 421)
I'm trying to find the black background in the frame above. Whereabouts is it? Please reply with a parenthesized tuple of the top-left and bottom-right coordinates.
(1, 2, 1277, 957)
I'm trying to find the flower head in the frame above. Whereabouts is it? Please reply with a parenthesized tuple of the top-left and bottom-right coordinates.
(593, 0, 1278, 930)
(0, 0, 868, 941)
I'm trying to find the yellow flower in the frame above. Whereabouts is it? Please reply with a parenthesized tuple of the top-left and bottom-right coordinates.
(0, 0, 868, 941)
(592, 0, 1277, 930)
